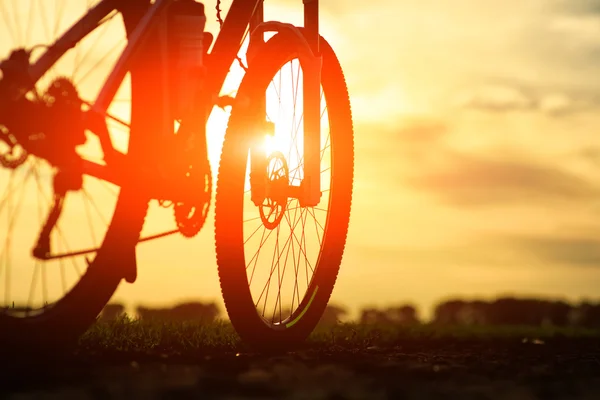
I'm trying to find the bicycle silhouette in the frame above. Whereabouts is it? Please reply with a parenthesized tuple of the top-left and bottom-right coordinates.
(0, 0, 353, 352)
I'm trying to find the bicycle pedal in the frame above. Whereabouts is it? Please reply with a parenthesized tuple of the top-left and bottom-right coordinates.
(118, 248, 137, 284)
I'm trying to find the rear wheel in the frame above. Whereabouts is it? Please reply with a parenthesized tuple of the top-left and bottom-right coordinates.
(0, 1, 149, 352)
(215, 31, 354, 350)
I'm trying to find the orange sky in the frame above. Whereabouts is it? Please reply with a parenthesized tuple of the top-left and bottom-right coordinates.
(3, 0, 600, 320)
(122, 0, 600, 320)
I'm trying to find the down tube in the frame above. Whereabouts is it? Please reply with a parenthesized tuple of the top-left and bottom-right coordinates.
(204, 0, 263, 101)
(93, 0, 170, 113)
(89, 0, 170, 160)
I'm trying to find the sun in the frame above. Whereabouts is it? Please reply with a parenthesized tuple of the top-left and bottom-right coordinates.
(205, 109, 296, 173)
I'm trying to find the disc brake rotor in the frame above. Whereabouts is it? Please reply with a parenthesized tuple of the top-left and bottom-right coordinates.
(259, 151, 289, 230)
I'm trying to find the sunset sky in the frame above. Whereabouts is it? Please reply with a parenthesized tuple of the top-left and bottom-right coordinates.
(113, 0, 600, 320)
(3, 0, 600, 320)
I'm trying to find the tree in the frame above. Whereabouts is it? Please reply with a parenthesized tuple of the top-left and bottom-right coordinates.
(384, 304, 420, 325)
(359, 307, 389, 325)
(433, 299, 467, 325)
(575, 302, 600, 328)
(136, 301, 220, 322)
(318, 304, 347, 326)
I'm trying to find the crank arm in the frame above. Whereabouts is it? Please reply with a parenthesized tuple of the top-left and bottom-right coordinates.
(80, 156, 203, 204)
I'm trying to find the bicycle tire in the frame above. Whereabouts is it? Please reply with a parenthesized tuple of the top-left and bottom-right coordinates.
(0, 2, 151, 355)
(215, 30, 354, 351)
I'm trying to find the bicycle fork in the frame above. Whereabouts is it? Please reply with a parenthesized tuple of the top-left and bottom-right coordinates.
(249, 0, 323, 208)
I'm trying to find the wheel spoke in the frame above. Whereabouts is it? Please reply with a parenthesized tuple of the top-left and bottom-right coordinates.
(11, 0, 23, 46)
(37, 0, 51, 40)
(53, 0, 67, 38)
(72, 18, 114, 79)
(215, 31, 355, 343)
(81, 188, 109, 226)
(238, 56, 333, 324)
(248, 226, 269, 286)
(138, 229, 180, 244)
(254, 199, 307, 314)
(257, 226, 280, 314)
(0, 4, 18, 44)
(82, 191, 98, 247)
(75, 39, 126, 85)
(0, 1, 135, 314)
(25, 0, 36, 46)
(284, 201, 304, 314)
(26, 262, 39, 310)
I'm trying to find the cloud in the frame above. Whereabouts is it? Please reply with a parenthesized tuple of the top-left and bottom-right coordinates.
(454, 84, 536, 113)
(579, 147, 600, 166)
(355, 117, 448, 161)
(453, 82, 600, 116)
(552, 0, 600, 15)
(355, 242, 514, 269)
(355, 232, 600, 273)
(396, 117, 448, 144)
(360, 229, 600, 270)
(313, 0, 600, 122)
(497, 233, 600, 267)
(406, 151, 600, 207)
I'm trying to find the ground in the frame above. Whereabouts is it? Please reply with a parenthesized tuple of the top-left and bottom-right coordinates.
(2, 320, 600, 399)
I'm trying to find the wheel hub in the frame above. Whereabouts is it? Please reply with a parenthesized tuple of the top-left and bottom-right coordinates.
(1, 76, 85, 172)
(259, 151, 289, 230)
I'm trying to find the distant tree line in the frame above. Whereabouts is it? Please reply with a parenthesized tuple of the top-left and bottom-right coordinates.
(99, 301, 220, 323)
(359, 305, 419, 325)
(99, 302, 352, 325)
(432, 297, 600, 328)
(98, 297, 600, 328)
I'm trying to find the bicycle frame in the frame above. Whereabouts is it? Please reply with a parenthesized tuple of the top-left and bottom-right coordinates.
(21, 0, 323, 205)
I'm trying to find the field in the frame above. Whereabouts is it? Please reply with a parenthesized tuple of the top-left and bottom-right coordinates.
(3, 319, 600, 399)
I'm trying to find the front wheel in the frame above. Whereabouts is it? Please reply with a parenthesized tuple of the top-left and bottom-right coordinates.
(215, 31, 354, 350)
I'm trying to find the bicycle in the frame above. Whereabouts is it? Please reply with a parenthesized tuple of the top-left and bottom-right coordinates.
(0, 0, 354, 352)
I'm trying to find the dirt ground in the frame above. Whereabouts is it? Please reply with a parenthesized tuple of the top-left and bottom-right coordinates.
(2, 338, 600, 400)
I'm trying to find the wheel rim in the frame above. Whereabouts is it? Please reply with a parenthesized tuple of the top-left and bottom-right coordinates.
(0, 1, 130, 316)
(241, 57, 332, 328)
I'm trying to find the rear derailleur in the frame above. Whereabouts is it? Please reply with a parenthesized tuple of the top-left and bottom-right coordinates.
(1, 53, 86, 259)
(31, 77, 86, 259)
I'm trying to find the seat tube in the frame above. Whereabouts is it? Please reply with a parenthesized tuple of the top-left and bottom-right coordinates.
(302, 0, 322, 207)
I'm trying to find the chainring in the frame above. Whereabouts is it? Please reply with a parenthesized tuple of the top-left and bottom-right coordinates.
(173, 163, 212, 238)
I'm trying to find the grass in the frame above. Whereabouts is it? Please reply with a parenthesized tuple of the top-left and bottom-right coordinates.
(76, 316, 600, 359)
(80, 317, 239, 355)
